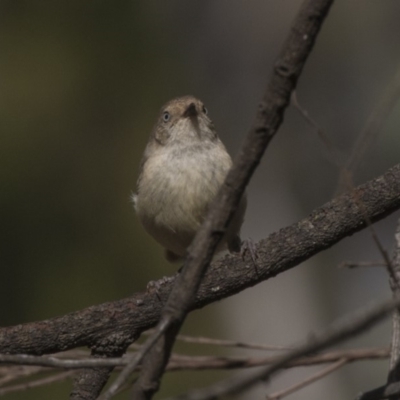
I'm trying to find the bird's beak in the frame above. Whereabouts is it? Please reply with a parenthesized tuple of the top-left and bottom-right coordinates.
(183, 103, 198, 118)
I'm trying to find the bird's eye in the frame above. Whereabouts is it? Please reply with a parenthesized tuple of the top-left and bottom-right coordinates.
(163, 111, 171, 122)
(202, 106, 208, 115)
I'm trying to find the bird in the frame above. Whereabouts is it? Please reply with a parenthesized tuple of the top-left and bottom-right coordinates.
(133, 96, 246, 262)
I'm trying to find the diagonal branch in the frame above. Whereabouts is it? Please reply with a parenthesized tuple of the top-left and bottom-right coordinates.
(266, 358, 348, 400)
(0, 164, 399, 359)
(118, 1, 336, 399)
(337, 63, 400, 193)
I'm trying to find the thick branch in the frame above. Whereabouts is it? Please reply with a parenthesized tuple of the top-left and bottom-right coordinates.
(0, 163, 399, 358)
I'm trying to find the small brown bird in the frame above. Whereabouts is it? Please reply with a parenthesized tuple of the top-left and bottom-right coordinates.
(133, 96, 246, 262)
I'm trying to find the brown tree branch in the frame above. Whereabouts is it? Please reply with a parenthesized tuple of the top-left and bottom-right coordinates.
(266, 358, 348, 400)
(0, 168, 396, 400)
(0, 163, 399, 358)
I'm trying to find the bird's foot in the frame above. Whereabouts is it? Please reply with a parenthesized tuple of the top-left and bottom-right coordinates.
(240, 238, 259, 273)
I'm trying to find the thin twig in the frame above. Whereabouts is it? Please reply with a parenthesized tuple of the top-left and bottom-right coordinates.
(145, 332, 290, 351)
(367, 223, 397, 287)
(0, 347, 388, 371)
(338, 261, 386, 269)
(0, 366, 44, 387)
(0, 348, 387, 398)
(291, 91, 345, 168)
(164, 296, 400, 400)
(166, 347, 387, 371)
(266, 358, 348, 400)
(337, 63, 400, 194)
(0, 370, 74, 396)
(0, 354, 127, 369)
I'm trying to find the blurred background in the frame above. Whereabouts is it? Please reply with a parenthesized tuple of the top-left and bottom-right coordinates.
(1, 1, 400, 399)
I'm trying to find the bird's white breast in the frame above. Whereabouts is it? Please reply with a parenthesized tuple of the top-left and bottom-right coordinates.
(135, 141, 232, 255)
